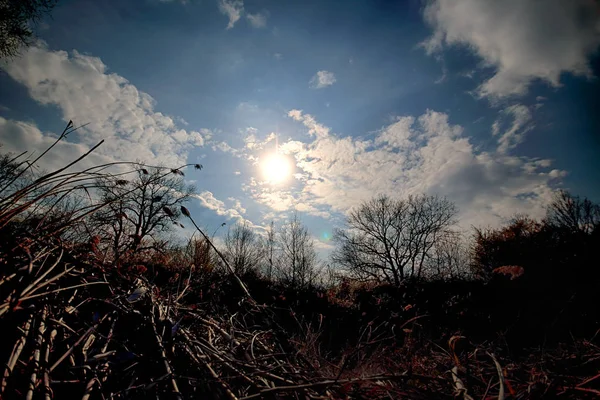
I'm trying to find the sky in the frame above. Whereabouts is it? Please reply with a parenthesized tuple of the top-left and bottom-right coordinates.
(1, 0, 599, 256)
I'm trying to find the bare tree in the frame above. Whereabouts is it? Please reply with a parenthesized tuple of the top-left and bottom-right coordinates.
(545, 190, 600, 235)
(427, 233, 471, 279)
(314, 263, 342, 289)
(223, 221, 264, 274)
(0, 148, 28, 192)
(264, 220, 276, 280)
(277, 213, 318, 289)
(333, 194, 458, 285)
(91, 167, 196, 262)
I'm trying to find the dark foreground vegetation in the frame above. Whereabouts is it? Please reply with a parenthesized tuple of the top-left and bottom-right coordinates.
(1, 124, 600, 399)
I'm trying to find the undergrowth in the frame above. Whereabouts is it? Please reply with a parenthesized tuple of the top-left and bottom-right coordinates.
(1, 124, 599, 399)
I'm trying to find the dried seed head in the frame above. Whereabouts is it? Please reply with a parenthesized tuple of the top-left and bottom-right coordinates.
(181, 206, 191, 218)
(162, 206, 175, 217)
(194, 164, 203, 170)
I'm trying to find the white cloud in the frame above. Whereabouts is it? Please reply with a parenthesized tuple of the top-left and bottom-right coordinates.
(1, 45, 209, 167)
(270, 109, 564, 228)
(244, 127, 260, 149)
(309, 70, 337, 89)
(493, 104, 534, 154)
(212, 141, 240, 156)
(245, 134, 258, 149)
(422, 0, 600, 98)
(195, 191, 244, 220)
(313, 239, 335, 253)
(279, 140, 305, 155)
(251, 189, 330, 219)
(218, 0, 244, 29)
(0, 117, 115, 173)
(288, 109, 330, 138)
(228, 197, 247, 214)
(247, 11, 268, 28)
(195, 191, 268, 234)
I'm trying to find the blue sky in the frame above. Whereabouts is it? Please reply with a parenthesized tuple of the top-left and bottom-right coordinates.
(1, 0, 599, 254)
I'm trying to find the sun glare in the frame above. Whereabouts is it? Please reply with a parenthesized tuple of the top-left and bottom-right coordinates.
(262, 153, 292, 183)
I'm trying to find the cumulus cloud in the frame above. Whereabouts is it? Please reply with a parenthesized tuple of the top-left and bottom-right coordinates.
(309, 70, 336, 89)
(218, 0, 244, 29)
(0, 117, 115, 172)
(195, 191, 268, 233)
(261, 109, 565, 228)
(247, 11, 268, 28)
(251, 189, 330, 219)
(195, 191, 245, 220)
(422, 0, 600, 98)
(1, 45, 209, 167)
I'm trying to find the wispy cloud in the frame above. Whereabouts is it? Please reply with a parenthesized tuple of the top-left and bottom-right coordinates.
(493, 105, 534, 154)
(309, 70, 336, 89)
(218, 0, 244, 29)
(288, 110, 330, 138)
(212, 141, 239, 155)
(422, 0, 600, 98)
(247, 11, 268, 28)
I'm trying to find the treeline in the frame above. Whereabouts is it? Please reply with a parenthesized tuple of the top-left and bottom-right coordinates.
(2, 140, 599, 289)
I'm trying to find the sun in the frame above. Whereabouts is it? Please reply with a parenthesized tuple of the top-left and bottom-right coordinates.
(262, 153, 292, 183)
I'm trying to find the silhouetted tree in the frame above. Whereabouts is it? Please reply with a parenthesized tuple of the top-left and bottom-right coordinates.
(91, 167, 196, 262)
(427, 233, 471, 279)
(333, 194, 458, 285)
(277, 213, 318, 289)
(471, 216, 541, 280)
(0, 0, 57, 59)
(545, 190, 600, 235)
(223, 221, 264, 274)
(264, 220, 276, 280)
(0, 148, 27, 192)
